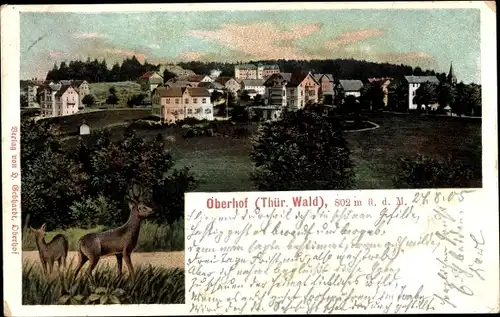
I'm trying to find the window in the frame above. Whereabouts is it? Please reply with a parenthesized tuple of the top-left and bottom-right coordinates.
(202, 98, 207, 104)
(301, 90, 303, 96)
(166, 98, 170, 104)
(205, 108, 212, 114)
(187, 108, 193, 115)
(175, 99, 179, 104)
(193, 98, 198, 103)
(185, 98, 189, 104)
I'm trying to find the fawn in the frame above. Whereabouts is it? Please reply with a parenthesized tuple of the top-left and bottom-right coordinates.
(30, 223, 69, 276)
(74, 185, 154, 280)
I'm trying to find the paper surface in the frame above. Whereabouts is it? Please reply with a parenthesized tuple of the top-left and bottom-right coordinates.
(2, 1, 498, 316)
(185, 189, 498, 314)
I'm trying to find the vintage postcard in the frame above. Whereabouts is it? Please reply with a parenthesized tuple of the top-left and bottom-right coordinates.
(2, 1, 498, 316)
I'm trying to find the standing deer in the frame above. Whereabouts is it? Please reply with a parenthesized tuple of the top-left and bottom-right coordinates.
(74, 185, 154, 280)
(30, 223, 69, 276)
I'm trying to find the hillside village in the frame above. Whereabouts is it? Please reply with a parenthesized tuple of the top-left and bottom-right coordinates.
(20, 60, 480, 123)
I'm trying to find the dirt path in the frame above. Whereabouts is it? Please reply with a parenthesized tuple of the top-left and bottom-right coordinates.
(23, 251, 184, 270)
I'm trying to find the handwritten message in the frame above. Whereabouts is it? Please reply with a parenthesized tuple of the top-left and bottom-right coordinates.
(185, 189, 498, 314)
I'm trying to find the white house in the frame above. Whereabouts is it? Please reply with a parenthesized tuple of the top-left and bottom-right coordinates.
(41, 84, 80, 117)
(152, 87, 214, 123)
(404, 75, 440, 110)
(79, 123, 90, 135)
(336, 80, 364, 98)
(26, 81, 44, 108)
(240, 79, 266, 97)
(72, 80, 90, 105)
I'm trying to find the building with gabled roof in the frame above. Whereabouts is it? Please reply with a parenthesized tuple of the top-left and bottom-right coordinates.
(263, 71, 320, 109)
(240, 79, 266, 96)
(235, 63, 281, 80)
(139, 71, 163, 92)
(404, 75, 440, 110)
(151, 86, 214, 123)
(215, 76, 241, 96)
(336, 80, 364, 97)
(40, 83, 80, 118)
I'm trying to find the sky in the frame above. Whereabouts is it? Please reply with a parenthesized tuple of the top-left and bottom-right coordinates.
(20, 9, 481, 83)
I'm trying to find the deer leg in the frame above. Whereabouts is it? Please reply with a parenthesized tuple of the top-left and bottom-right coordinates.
(85, 256, 99, 283)
(47, 261, 53, 276)
(123, 252, 134, 279)
(41, 260, 48, 276)
(74, 252, 88, 278)
(115, 254, 123, 277)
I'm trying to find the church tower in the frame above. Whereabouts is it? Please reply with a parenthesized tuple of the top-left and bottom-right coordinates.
(447, 62, 457, 85)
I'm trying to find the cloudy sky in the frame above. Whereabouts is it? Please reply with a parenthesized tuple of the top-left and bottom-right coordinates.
(20, 9, 480, 83)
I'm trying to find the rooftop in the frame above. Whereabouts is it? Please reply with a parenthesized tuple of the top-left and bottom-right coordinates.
(235, 64, 257, 69)
(404, 75, 440, 84)
(156, 87, 211, 97)
(338, 79, 364, 91)
(241, 79, 265, 86)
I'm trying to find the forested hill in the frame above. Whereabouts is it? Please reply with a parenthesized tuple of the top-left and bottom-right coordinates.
(42, 55, 447, 83)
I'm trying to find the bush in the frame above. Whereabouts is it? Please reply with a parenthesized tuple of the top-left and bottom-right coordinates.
(22, 262, 184, 305)
(22, 219, 184, 252)
(394, 154, 476, 188)
(176, 117, 209, 126)
(81, 94, 96, 107)
(127, 94, 147, 108)
(230, 106, 250, 123)
(69, 196, 121, 229)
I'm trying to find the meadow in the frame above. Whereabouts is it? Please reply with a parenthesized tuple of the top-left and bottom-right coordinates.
(62, 112, 482, 191)
(88, 81, 143, 107)
(22, 261, 184, 305)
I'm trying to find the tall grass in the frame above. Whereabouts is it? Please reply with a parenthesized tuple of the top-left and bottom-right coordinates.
(22, 261, 184, 305)
(23, 219, 184, 252)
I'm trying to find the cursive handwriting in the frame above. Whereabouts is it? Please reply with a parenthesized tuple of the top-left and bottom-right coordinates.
(185, 189, 487, 314)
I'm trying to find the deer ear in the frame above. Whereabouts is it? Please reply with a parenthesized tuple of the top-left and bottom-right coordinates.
(41, 223, 46, 230)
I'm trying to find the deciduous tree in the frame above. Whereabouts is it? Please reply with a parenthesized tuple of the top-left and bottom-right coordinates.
(250, 109, 355, 191)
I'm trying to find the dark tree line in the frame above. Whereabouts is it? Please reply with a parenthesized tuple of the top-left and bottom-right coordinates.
(179, 59, 447, 81)
(45, 56, 159, 83)
(45, 56, 448, 87)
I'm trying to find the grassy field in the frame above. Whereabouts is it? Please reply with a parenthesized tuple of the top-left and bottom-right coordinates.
(89, 81, 143, 107)
(22, 261, 184, 305)
(346, 113, 482, 188)
(37, 108, 151, 135)
(62, 112, 482, 191)
(22, 219, 184, 252)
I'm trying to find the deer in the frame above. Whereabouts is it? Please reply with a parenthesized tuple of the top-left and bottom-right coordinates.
(30, 223, 69, 276)
(74, 185, 154, 280)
